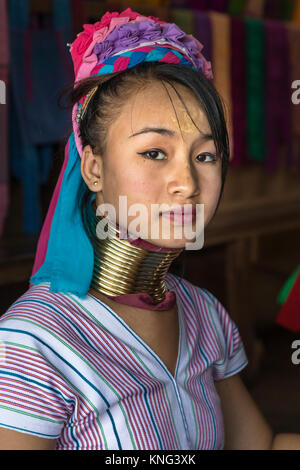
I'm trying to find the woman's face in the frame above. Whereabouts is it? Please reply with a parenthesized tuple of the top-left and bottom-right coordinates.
(81, 80, 222, 249)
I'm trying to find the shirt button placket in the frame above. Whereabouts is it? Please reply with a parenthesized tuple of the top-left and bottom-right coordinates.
(172, 377, 193, 449)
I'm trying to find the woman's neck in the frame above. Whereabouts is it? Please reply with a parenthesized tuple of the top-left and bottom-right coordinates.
(83, 195, 183, 309)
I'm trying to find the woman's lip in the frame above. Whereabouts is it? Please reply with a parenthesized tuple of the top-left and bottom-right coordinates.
(161, 212, 196, 223)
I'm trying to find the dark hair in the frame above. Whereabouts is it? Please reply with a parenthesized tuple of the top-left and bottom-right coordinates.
(59, 61, 230, 277)
(68, 63, 228, 173)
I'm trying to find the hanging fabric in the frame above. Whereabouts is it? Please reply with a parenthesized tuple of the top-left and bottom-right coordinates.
(293, 0, 300, 23)
(211, 0, 230, 12)
(187, 0, 209, 10)
(170, 8, 195, 34)
(170, 0, 187, 7)
(9, 0, 73, 234)
(194, 11, 212, 62)
(280, 0, 295, 21)
(10, 0, 73, 145)
(70, 0, 87, 38)
(264, 0, 284, 20)
(230, 16, 247, 167)
(0, 0, 10, 238)
(227, 0, 247, 16)
(277, 266, 300, 306)
(209, 11, 233, 160)
(286, 23, 300, 171)
(264, 20, 291, 173)
(245, 17, 265, 163)
(276, 267, 300, 333)
(244, 0, 266, 18)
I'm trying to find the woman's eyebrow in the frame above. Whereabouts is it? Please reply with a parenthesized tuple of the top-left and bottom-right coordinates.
(129, 127, 213, 141)
(129, 127, 175, 138)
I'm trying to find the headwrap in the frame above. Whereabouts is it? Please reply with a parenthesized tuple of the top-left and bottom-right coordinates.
(29, 8, 213, 297)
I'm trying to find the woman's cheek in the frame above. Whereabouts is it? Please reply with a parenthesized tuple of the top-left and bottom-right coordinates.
(204, 183, 222, 221)
(127, 177, 155, 199)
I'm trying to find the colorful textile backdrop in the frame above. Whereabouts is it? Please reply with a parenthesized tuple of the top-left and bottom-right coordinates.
(210, 11, 233, 160)
(244, 0, 265, 17)
(0, 0, 10, 237)
(9, 0, 73, 234)
(286, 23, 300, 171)
(276, 266, 300, 333)
(230, 15, 247, 166)
(245, 17, 265, 162)
(264, 20, 291, 172)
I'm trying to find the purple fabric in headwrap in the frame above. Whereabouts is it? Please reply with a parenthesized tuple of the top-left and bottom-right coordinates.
(93, 20, 209, 73)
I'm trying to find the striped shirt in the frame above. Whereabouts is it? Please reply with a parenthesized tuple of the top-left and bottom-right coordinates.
(0, 272, 248, 450)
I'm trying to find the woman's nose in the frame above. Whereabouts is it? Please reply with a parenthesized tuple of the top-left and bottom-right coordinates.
(168, 160, 199, 198)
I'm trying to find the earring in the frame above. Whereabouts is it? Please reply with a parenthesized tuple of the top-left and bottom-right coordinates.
(92, 180, 98, 186)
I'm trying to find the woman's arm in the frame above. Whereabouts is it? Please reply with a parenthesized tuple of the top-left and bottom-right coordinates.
(215, 374, 300, 450)
(272, 434, 300, 450)
(214, 373, 300, 450)
(0, 428, 57, 450)
(214, 373, 274, 449)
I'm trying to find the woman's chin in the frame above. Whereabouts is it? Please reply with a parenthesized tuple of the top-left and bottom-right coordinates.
(144, 237, 196, 250)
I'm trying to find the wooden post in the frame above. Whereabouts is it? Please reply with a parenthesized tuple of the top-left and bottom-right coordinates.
(225, 238, 256, 386)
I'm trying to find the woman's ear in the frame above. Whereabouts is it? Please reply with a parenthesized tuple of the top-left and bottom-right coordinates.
(80, 145, 103, 192)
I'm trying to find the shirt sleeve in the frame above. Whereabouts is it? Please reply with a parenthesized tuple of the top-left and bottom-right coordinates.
(0, 314, 73, 439)
(201, 289, 249, 381)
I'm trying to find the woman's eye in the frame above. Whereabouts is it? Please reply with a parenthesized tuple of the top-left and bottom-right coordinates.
(196, 152, 218, 163)
(137, 149, 166, 160)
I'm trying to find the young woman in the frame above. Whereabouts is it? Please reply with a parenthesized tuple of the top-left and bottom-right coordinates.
(0, 8, 299, 450)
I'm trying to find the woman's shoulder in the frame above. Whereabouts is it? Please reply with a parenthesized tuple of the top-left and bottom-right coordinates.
(166, 273, 249, 379)
(0, 284, 76, 438)
(1, 282, 72, 322)
(0, 283, 88, 348)
(166, 272, 221, 309)
(166, 272, 237, 336)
